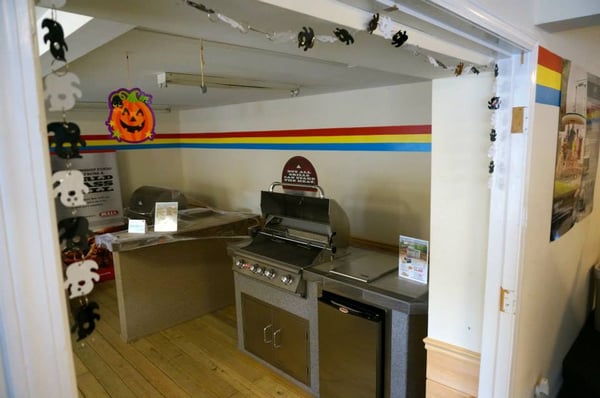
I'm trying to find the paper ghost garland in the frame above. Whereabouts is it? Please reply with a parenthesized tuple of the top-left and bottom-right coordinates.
(44, 72, 82, 112)
(64, 259, 100, 299)
(51, 169, 89, 207)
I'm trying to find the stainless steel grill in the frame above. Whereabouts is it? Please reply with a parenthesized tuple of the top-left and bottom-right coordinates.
(231, 183, 350, 296)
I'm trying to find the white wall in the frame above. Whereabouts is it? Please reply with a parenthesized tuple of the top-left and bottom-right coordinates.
(178, 83, 432, 245)
(429, 74, 493, 352)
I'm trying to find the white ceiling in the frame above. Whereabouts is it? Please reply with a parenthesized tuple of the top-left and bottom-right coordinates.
(37, 0, 513, 110)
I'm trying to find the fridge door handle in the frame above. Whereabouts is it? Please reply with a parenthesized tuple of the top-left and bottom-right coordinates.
(263, 324, 273, 344)
(273, 328, 282, 348)
(329, 299, 364, 315)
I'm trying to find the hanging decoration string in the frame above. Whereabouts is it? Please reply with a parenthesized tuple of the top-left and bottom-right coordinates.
(182, 0, 491, 74)
(125, 51, 132, 88)
(200, 39, 207, 93)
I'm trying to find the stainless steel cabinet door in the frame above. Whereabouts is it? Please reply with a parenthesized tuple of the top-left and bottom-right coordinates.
(272, 309, 310, 385)
(241, 294, 310, 386)
(242, 294, 273, 363)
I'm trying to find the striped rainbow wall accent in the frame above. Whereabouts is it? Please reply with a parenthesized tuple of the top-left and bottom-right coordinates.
(68, 125, 432, 153)
(536, 46, 562, 106)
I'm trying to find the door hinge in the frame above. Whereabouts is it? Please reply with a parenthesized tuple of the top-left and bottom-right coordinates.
(500, 288, 516, 314)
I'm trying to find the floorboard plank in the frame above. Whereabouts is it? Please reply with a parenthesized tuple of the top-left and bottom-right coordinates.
(73, 338, 137, 398)
(76, 372, 111, 398)
(74, 279, 314, 398)
(92, 313, 190, 398)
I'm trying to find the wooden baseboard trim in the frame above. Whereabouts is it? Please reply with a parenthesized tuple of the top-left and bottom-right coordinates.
(424, 337, 480, 398)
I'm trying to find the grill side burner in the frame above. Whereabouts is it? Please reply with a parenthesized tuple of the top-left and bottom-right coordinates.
(232, 186, 350, 296)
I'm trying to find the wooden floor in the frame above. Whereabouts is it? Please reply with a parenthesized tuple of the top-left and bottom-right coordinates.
(72, 280, 314, 398)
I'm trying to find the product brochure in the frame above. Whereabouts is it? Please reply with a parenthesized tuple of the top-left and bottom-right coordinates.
(398, 235, 429, 284)
(154, 201, 178, 232)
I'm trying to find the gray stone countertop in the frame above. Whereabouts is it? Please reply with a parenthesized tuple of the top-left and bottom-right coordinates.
(305, 246, 429, 315)
(96, 208, 259, 252)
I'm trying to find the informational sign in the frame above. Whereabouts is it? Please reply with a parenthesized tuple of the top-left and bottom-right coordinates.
(51, 151, 124, 232)
(398, 235, 429, 284)
(281, 156, 318, 192)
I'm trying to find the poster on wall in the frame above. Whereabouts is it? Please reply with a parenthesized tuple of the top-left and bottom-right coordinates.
(548, 51, 600, 241)
(51, 151, 124, 232)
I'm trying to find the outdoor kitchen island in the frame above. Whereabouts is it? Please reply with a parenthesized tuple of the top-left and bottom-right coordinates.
(232, 245, 428, 398)
(99, 208, 258, 342)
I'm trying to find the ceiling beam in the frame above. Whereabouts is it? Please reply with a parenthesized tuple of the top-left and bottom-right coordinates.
(534, 0, 600, 32)
(253, 0, 494, 65)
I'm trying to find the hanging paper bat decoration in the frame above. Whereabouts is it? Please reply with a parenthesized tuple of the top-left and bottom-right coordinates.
(58, 217, 94, 254)
(71, 301, 100, 341)
(494, 64, 499, 77)
(297, 27, 315, 51)
(367, 13, 379, 34)
(489, 160, 495, 174)
(488, 96, 501, 110)
(391, 30, 408, 47)
(47, 121, 86, 159)
(42, 18, 68, 62)
(470, 66, 480, 75)
(333, 28, 354, 45)
(490, 129, 497, 142)
(454, 62, 465, 76)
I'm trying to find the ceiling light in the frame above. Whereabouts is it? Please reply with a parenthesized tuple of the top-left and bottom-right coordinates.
(157, 72, 300, 92)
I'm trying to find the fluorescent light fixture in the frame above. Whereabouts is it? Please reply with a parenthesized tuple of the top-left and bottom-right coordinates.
(157, 72, 300, 92)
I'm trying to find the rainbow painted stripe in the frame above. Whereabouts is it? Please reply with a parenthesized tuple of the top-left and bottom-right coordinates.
(69, 125, 432, 152)
(536, 46, 562, 106)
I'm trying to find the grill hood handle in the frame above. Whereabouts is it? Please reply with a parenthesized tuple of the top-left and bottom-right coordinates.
(269, 182, 325, 198)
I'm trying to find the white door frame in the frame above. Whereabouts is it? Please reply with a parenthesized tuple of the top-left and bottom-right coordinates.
(0, 0, 77, 396)
(428, 2, 538, 397)
(0, 0, 537, 397)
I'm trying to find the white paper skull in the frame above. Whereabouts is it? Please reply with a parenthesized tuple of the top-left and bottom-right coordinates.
(44, 72, 82, 112)
(51, 169, 89, 207)
(64, 259, 100, 299)
(378, 16, 394, 39)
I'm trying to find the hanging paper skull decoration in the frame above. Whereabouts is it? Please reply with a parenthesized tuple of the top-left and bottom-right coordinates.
(64, 259, 100, 298)
(106, 88, 156, 143)
(44, 72, 82, 112)
(52, 169, 89, 207)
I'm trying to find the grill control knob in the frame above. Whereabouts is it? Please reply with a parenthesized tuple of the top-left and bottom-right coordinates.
(235, 259, 245, 268)
(249, 264, 257, 272)
(281, 275, 294, 285)
(264, 269, 277, 279)
(254, 266, 264, 275)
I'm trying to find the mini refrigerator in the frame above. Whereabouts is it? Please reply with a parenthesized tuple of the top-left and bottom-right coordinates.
(318, 291, 386, 398)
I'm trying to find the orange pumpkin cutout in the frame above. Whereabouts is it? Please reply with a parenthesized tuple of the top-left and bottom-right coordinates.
(106, 88, 155, 143)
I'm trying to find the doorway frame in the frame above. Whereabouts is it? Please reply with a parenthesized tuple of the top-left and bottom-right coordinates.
(0, 0, 537, 397)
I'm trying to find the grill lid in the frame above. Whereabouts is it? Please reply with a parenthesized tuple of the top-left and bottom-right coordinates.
(259, 190, 350, 251)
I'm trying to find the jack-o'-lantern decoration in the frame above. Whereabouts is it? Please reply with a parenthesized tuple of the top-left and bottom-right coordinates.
(106, 88, 155, 143)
